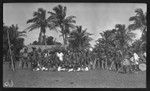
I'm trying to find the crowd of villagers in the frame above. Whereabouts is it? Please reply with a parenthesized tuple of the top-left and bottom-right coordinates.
(19, 46, 97, 71)
(19, 45, 146, 73)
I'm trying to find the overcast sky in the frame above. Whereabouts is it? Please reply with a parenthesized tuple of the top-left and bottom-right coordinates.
(3, 3, 147, 47)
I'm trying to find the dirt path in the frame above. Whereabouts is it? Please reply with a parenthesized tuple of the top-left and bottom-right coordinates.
(3, 62, 146, 88)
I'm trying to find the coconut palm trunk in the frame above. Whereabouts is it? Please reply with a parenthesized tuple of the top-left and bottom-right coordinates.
(64, 34, 68, 47)
(38, 32, 42, 45)
(43, 33, 47, 45)
(92, 58, 97, 69)
(117, 50, 124, 73)
(104, 50, 108, 70)
(63, 35, 66, 46)
(101, 60, 104, 69)
(7, 29, 15, 71)
(42, 27, 47, 45)
(105, 60, 108, 69)
(60, 26, 67, 48)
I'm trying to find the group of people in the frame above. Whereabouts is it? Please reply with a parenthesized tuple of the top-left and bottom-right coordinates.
(19, 46, 74, 71)
(18, 46, 146, 73)
(19, 47, 38, 70)
(119, 52, 146, 73)
(18, 47, 96, 71)
(19, 47, 52, 70)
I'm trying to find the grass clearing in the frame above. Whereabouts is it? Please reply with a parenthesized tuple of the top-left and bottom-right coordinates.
(3, 62, 146, 88)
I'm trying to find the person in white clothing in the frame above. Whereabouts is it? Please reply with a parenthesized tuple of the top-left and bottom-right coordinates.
(56, 52, 64, 61)
(133, 53, 140, 71)
(133, 53, 139, 62)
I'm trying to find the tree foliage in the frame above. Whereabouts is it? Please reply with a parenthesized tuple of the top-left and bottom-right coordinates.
(26, 8, 52, 45)
(48, 5, 76, 46)
(68, 26, 92, 51)
(128, 8, 146, 52)
(3, 24, 26, 62)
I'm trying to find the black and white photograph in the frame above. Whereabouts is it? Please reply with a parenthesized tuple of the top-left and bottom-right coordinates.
(3, 3, 147, 88)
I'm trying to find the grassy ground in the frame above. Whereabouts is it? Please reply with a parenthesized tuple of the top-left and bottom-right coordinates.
(3, 62, 146, 88)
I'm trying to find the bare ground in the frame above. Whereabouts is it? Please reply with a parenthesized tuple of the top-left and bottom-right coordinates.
(3, 62, 146, 88)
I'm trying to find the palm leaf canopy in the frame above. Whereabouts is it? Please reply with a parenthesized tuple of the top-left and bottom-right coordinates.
(128, 8, 146, 31)
(26, 8, 51, 33)
(115, 24, 135, 47)
(6, 25, 26, 44)
(68, 26, 92, 50)
(47, 5, 76, 34)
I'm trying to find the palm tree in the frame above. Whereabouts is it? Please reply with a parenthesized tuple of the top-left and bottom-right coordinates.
(114, 24, 136, 72)
(94, 24, 135, 71)
(94, 38, 107, 69)
(26, 8, 51, 45)
(9, 25, 26, 59)
(47, 5, 76, 47)
(112, 25, 135, 71)
(9, 25, 26, 44)
(66, 26, 92, 67)
(3, 24, 26, 71)
(115, 24, 135, 57)
(128, 8, 146, 32)
(68, 26, 93, 51)
(128, 8, 147, 52)
(98, 30, 117, 69)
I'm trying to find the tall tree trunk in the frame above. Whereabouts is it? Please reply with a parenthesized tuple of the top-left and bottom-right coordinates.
(38, 32, 42, 45)
(117, 49, 124, 73)
(42, 27, 47, 45)
(105, 60, 108, 69)
(43, 33, 47, 45)
(64, 34, 68, 46)
(7, 29, 14, 71)
(104, 48, 108, 69)
(101, 61, 103, 69)
(93, 58, 97, 69)
(60, 25, 67, 49)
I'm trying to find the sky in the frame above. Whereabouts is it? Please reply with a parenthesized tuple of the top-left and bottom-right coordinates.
(3, 3, 147, 47)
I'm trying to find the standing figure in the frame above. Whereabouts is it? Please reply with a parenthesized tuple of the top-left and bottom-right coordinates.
(21, 48, 29, 69)
(31, 47, 38, 70)
(37, 48, 42, 67)
(142, 52, 146, 63)
(56, 51, 64, 62)
(122, 58, 130, 73)
(133, 53, 140, 71)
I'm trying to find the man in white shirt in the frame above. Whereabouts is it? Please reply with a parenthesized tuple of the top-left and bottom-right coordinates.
(56, 52, 64, 61)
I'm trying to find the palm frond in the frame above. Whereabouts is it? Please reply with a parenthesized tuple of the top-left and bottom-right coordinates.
(47, 12, 57, 19)
(27, 17, 38, 24)
(65, 16, 76, 23)
(25, 24, 40, 32)
(135, 8, 143, 16)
